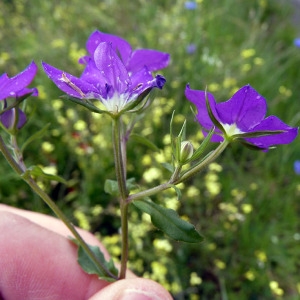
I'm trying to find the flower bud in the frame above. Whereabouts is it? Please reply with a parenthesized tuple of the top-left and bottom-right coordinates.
(179, 141, 194, 163)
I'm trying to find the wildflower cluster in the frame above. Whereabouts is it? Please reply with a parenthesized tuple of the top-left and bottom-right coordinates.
(0, 29, 298, 286)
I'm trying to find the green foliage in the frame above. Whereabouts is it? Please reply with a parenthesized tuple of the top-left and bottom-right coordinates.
(1, 0, 300, 299)
(71, 238, 118, 282)
(133, 198, 203, 243)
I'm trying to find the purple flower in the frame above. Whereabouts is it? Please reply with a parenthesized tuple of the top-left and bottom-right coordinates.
(43, 42, 166, 115)
(185, 84, 298, 150)
(185, 1, 197, 10)
(186, 43, 197, 54)
(0, 61, 38, 129)
(294, 160, 300, 175)
(79, 30, 170, 75)
(294, 38, 300, 48)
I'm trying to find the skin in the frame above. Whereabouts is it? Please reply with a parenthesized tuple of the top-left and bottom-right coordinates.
(0, 204, 172, 300)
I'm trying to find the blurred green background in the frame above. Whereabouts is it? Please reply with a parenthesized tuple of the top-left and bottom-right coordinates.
(1, 0, 300, 299)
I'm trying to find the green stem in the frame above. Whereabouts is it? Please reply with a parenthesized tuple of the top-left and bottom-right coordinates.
(112, 118, 129, 279)
(0, 135, 117, 280)
(127, 182, 172, 202)
(128, 140, 229, 202)
(173, 140, 229, 184)
(112, 118, 128, 200)
(119, 201, 129, 279)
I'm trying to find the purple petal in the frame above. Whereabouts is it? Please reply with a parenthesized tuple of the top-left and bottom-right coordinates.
(216, 85, 267, 131)
(129, 68, 166, 98)
(0, 108, 27, 129)
(130, 67, 154, 89)
(0, 61, 38, 99)
(185, 85, 218, 129)
(185, 85, 223, 142)
(93, 42, 130, 95)
(16, 87, 38, 98)
(245, 116, 298, 148)
(0, 74, 10, 91)
(127, 49, 170, 74)
(80, 58, 106, 86)
(42, 62, 100, 99)
(86, 30, 132, 65)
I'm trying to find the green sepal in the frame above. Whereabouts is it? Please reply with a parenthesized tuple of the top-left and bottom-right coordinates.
(205, 91, 225, 134)
(61, 95, 108, 115)
(130, 133, 160, 152)
(24, 165, 67, 184)
(121, 88, 151, 113)
(232, 129, 285, 139)
(132, 198, 203, 243)
(185, 126, 214, 163)
(70, 238, 118, 282)
(0, 91, 33, 117)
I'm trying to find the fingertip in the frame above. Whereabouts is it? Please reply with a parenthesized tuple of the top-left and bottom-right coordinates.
(89, 278, 172, 300)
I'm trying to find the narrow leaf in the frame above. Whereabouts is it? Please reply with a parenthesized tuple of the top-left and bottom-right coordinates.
(70, 238, 118, 282)
(130, 134, 160, 152)
(169, 184, 182, 200)
(27, 165, 67, 184)
(133, 199, 203, 243)
(161, 162, 175, 173)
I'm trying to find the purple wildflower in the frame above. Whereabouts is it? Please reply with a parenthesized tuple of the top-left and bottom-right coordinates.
(79, 30, 170, 75)
(0, 61, 38, 129)
(42, 42, 166, 115)
(185, 84, 298, 150)
(294, 38, 300, 48)
(186, 43, 197, 54)
(294, 160, 300, 175)
(185, 1, 197, 10)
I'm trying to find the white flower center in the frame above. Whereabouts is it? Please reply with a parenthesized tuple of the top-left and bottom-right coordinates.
(222, 123, 245, 137)
(102, 93, 136, 113)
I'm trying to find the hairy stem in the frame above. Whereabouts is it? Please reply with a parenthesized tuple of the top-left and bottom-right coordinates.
(112, 118, 129, 279)
(0, 134, 117, 280)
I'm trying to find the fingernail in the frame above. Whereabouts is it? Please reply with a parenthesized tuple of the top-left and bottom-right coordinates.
(120, 289, 158, 300)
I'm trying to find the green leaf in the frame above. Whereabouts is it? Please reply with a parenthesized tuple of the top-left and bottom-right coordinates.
(70, 238, 118, 282)
(169, 184, 182, 200)
(130, 134, 160, 152)
(21, 123, 51, 152)
(104, 178, 137, 196)
(133, 199, 203, 243)
(104, 179, 119, 196)
(26, 165, 67, 184)
(161, 162, 175, 173)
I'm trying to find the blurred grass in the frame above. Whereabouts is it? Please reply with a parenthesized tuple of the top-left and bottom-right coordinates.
(1, 0, 300, 298)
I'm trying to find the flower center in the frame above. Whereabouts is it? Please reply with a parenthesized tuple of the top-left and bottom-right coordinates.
(102, 93, 130, 113)
(222, 123, 244, 137)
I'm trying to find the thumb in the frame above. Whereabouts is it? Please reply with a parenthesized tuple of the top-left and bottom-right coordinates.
(89, 278, 173, 300)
